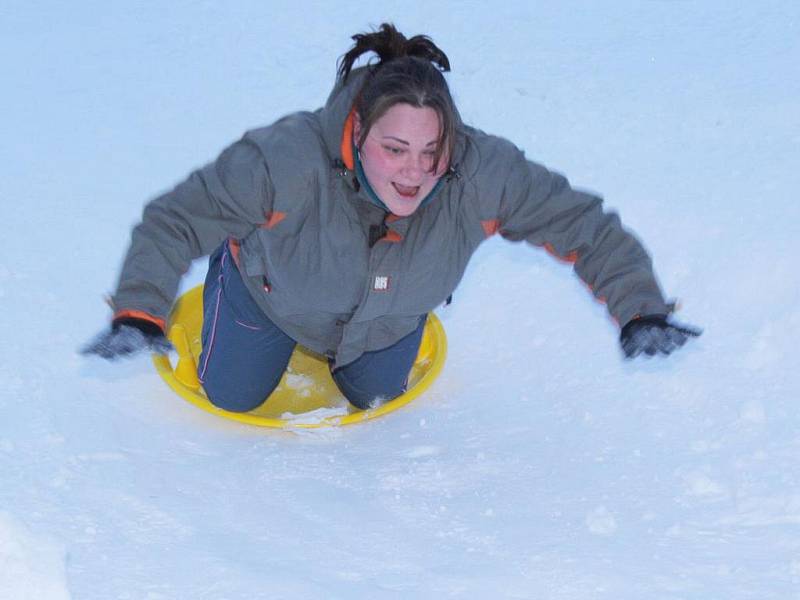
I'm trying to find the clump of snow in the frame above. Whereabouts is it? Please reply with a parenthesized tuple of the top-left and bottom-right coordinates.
(585, 506, 618, 535)
(402, 445, 441, 459)
(280, 405, 349, 425)
(679, 470, 729, 500)
(283, 372, 315, 390)
(366, 395, 389, 409)
(283, 371, 318, 398)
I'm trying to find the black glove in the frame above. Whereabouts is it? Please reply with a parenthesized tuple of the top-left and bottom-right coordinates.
(81, 317, 173, 360)
(620, 314, 701, 359)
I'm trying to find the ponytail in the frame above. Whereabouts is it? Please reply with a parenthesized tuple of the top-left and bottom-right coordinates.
(337, 23, 450, 82)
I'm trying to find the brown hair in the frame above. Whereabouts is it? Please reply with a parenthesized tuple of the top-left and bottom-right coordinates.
(338, 23, 457, 173)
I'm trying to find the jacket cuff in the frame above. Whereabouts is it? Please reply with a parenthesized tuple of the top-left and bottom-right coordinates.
(112, 309, 166, 334)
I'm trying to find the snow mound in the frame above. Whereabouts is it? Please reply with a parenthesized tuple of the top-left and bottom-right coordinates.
(0, 512, 71, 600)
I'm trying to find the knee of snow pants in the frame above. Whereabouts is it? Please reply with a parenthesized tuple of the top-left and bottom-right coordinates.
(331, 315, 427, 410)
(197, 241, 296, 413)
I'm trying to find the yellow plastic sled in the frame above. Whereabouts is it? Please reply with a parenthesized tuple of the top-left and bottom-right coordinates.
(152, 285, 446, 428)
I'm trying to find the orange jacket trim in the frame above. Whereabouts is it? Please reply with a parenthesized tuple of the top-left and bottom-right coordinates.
(481, 219, 501, 237)
(113, 310, 166, 333)
(260, 211, 287, 230)
(228, 237, 242, 267)
(543, 242, 579, 264)
(379, 230, 403, 243)
(341, 109, 356, 171)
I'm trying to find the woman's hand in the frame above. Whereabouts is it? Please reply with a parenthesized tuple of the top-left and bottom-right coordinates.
(620, 315, 702, 359)
(81, 318, 172, 360)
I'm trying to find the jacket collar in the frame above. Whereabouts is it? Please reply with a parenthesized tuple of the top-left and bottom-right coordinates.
(319, 68, 369, 166)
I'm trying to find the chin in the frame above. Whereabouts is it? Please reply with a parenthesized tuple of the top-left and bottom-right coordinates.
(386, 201, 420, 217)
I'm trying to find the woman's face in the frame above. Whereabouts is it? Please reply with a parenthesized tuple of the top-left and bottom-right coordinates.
(355, 103, 448, 217)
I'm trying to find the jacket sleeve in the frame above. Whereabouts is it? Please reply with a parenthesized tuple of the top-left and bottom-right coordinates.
(495, 146, 670, 327)
(110, 136, 273, 325)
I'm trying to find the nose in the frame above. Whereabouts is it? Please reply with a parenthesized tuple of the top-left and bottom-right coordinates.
(401, 152, 425, 181)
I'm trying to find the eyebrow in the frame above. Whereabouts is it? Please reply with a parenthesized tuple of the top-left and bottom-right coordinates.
(382, 136, 438, 147)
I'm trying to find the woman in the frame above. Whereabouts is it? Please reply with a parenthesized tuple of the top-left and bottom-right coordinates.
(83, 24, 701, 411)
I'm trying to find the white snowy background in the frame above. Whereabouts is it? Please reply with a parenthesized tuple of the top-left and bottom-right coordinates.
(2, 2, 799, 598)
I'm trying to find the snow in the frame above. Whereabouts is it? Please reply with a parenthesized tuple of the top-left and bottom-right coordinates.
(0, 513, 70, 600)
(2, 1, 799, 598)
(280, 406, 349, 425)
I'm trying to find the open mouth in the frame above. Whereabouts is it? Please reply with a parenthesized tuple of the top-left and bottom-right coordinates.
(392, 182, 420, 198)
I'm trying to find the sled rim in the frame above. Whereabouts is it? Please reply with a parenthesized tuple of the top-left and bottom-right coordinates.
(152, 286, 446, 428)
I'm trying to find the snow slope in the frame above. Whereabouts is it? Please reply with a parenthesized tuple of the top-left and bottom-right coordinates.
(2, 2, 799, 598)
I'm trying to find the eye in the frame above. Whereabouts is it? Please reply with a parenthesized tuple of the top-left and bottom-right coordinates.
(383, 146, 404, 155)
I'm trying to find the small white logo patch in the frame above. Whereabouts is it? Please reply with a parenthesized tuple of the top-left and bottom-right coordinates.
(373, 276, 390, 291)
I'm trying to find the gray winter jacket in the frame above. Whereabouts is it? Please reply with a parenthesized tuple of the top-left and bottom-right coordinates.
(112, 68, 669, 367)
